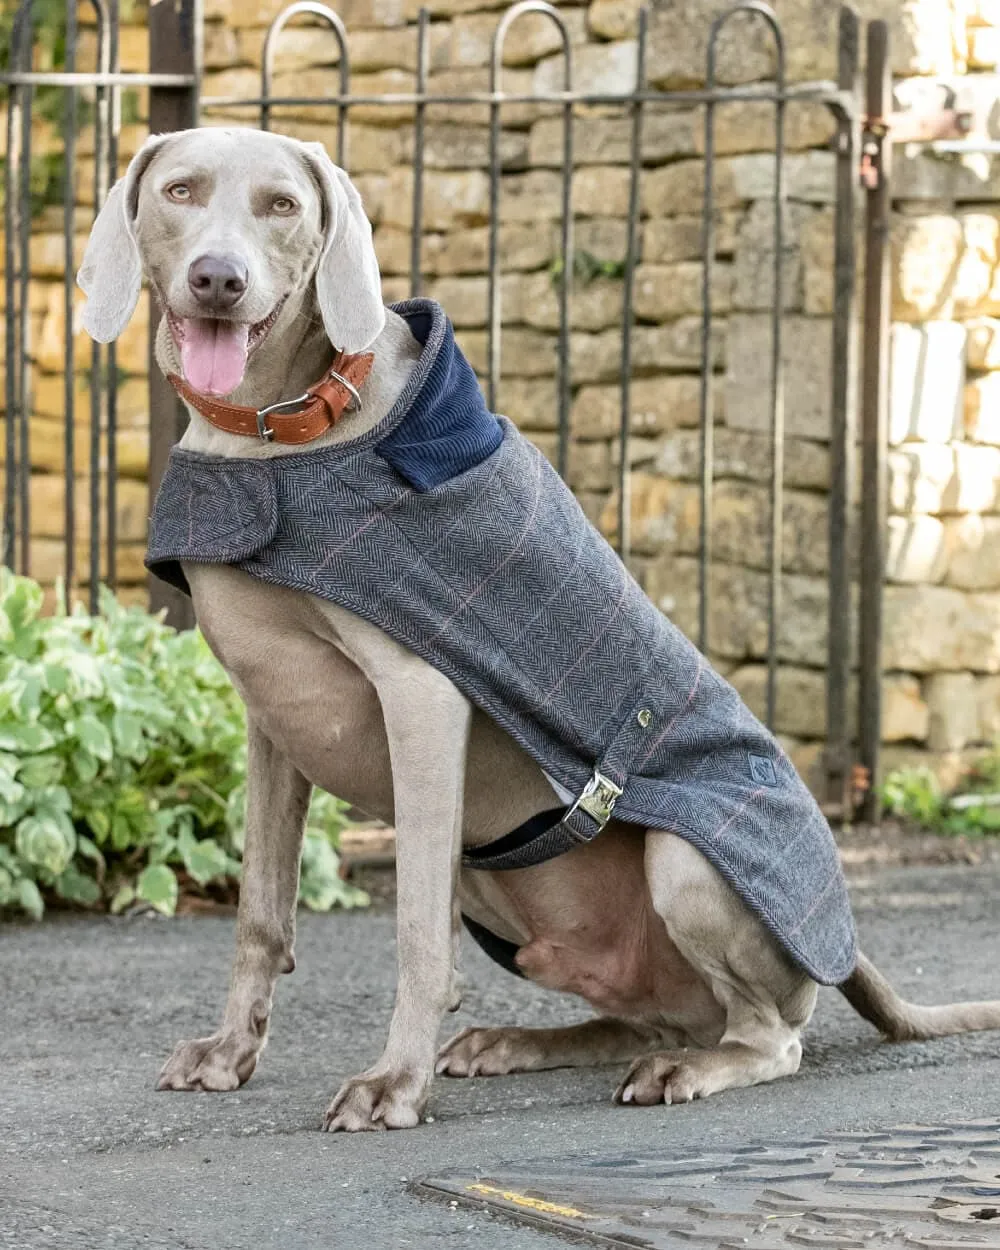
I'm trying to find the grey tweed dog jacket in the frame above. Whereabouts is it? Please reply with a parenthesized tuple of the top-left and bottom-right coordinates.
(147, 298, 857, 987)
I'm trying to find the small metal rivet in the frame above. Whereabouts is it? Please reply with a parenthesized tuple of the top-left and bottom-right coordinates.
(637, 708, 652, 728)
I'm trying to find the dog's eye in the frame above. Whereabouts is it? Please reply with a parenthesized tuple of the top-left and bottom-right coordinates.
(271, 196, 297, 216)
(166, 183, 192, 203)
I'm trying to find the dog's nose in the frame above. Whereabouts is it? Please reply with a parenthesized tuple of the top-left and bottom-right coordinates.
(187, 253, 248, 311)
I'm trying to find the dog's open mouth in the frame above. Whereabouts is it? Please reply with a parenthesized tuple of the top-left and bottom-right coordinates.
(167, 298, 286, 396)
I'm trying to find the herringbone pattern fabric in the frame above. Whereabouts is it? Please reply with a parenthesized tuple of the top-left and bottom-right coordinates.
(147, 298, 857, 986)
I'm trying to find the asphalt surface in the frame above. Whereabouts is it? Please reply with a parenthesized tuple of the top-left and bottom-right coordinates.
(3, 860, 1000, 1249)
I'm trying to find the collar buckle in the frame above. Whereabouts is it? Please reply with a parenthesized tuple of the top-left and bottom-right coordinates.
(255, 392, 310, 442)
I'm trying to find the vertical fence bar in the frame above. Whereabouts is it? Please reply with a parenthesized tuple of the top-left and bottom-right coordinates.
(2, 4, 29, 574)
(262, 3, 349, 163)
(697, 24, 719, 655)
(765, 18, 787, 732)
(617, 6, 647, 564)
(858, 20, 891, 825)
(486, 33, 504, 413)
(824, 5, 859, 819)
(148, 0, 201, 627)
(555, 64, 573, 480)
(89, 0, 110, 611)
(16, 11, 33, 576)
(63, 0, 79, 597)
(410, 8, 429, 298)
(105, 0, 121, 592)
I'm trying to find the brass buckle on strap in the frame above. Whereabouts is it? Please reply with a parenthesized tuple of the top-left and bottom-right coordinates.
(563, 769, 623, 840)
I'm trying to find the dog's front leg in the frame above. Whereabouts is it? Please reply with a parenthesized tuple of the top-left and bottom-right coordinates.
(158, 720, 311, 1092)
(324, 654, 471, 1132)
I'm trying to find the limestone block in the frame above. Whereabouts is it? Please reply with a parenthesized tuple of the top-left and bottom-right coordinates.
(404, 0, 509, 18)
(892, 215, 964, 321)
(653, 429, 830, 490)
(646, 0, 958, 87)
(724, 314, 831, 439)
(377, 222, 554, 277)
(950, 441, 1000, 510)
(425, 275, 489, 326)
(967, 318, 1000, 369)
(509, 270, 625, 332)
(588, 0, 643, 40)
(28, 540, 148, 588)
(28, 476, 148, 545)
(643, 212, 740, 263)
(976, 674, 1000, 741)
(633, 261, 732, 320)
(399, 123, 527, 170)
(449, 9, 587, 68)
(731, 201, 808, 312)
(882, 674, 930, 744)
(800, 207, 865, 316)
(496, 377, 558, 430)
(381, 168, 491, 230)
(888, 443, 957, 513)
(969, 25, 1000, 67)
(31, 374, 147, 429)
(885, 514, 947, 584)
(1, 416, 145, 480)
(893, 149, 1000, 202)
(352, 174, 390, 226)
(575, 218, 632, 266)
(425, 66, 537, 126)
(964, 373, 1000, 443)
(943, 515, 1000, 589)
(889, 322, 965, 446)
(729, 151, 836, 206)
(27, 233, 86, 280)
(630, 317, 726, 372)
(35, 286, 149, 377)
(691, 100, 833, 157)
(534, 39, 638, 96)
(883, 584, 1000, 673)
(599, 472, 700, 555)
(729, 664, 827, 738)
(925, 672, 979, 750)
(206, 22, 241, 70)
(498, 170, 564, 223)
(570, 375, 713, 440)
(572, 167, 634, 217)
(642, 159, 742, 216)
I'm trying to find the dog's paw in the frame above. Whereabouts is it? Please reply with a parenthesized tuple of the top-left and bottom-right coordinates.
(435, 1027, 544, 1077)
(156, 1031, 262, 1092)
(613, 1050, 705, 1106)
(323, 1069, 427, 1132)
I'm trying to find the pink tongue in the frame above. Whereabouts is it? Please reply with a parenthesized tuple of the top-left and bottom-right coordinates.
(180, 319, 250, 395)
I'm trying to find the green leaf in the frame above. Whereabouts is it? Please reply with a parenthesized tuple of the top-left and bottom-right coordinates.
(181, 837, 229, 886)
(15, 814, 75, 875)
(111, 709, 146, 760)
(16, 753, 65, 787)
(137, 863, 178, 915)
(110, 884, 136, 914)
(71, 749, 100, 784)
(74, 713, 114, 762)
(16, 878, 44, 920)
(55, 867, 101, 906)
(0, 721, 57, 753)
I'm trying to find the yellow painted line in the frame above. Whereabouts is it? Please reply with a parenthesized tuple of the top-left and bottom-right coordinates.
(465, 1182, 595, 1221)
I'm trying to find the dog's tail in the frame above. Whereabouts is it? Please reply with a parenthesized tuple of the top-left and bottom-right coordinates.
(839, 950, 1000, 1041)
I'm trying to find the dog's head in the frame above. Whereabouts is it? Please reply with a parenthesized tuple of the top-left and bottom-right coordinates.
(77, 128, 384, 395)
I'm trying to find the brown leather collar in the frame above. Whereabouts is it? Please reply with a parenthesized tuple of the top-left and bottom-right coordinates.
(167, 350, 375, 445)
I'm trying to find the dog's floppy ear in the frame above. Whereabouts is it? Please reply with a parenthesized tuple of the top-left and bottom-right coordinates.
(77, 133, 173, 342)
(300, 142, 385, 353)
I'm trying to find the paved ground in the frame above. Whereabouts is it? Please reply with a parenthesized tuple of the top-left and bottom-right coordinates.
(3, 860, 1000, 1249)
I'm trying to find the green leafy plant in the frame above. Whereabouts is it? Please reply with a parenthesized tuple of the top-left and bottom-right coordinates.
(0, 569, 367, 919)
(549, 250, 627, 287)
(881, 759, 1000, 837)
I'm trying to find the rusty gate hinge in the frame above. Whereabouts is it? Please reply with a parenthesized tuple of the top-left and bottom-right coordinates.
(860, 85, 973, 189)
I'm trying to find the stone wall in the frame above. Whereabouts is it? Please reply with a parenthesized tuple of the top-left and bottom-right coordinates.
(5, 0, 1000, 788)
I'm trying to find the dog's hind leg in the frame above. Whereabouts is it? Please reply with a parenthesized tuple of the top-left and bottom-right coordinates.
(158, 721, 311, 1092)
(324, 626, 472, 1132)
(616, 831, 817, 1107)
(436, 1018, 667, 1077)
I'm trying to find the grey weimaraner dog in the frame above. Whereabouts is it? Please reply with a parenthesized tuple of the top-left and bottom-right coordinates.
(78, 128, 1000, 1132)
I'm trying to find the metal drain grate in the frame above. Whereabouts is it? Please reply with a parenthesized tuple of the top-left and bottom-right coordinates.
(415, 1120, 1000, 1247)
